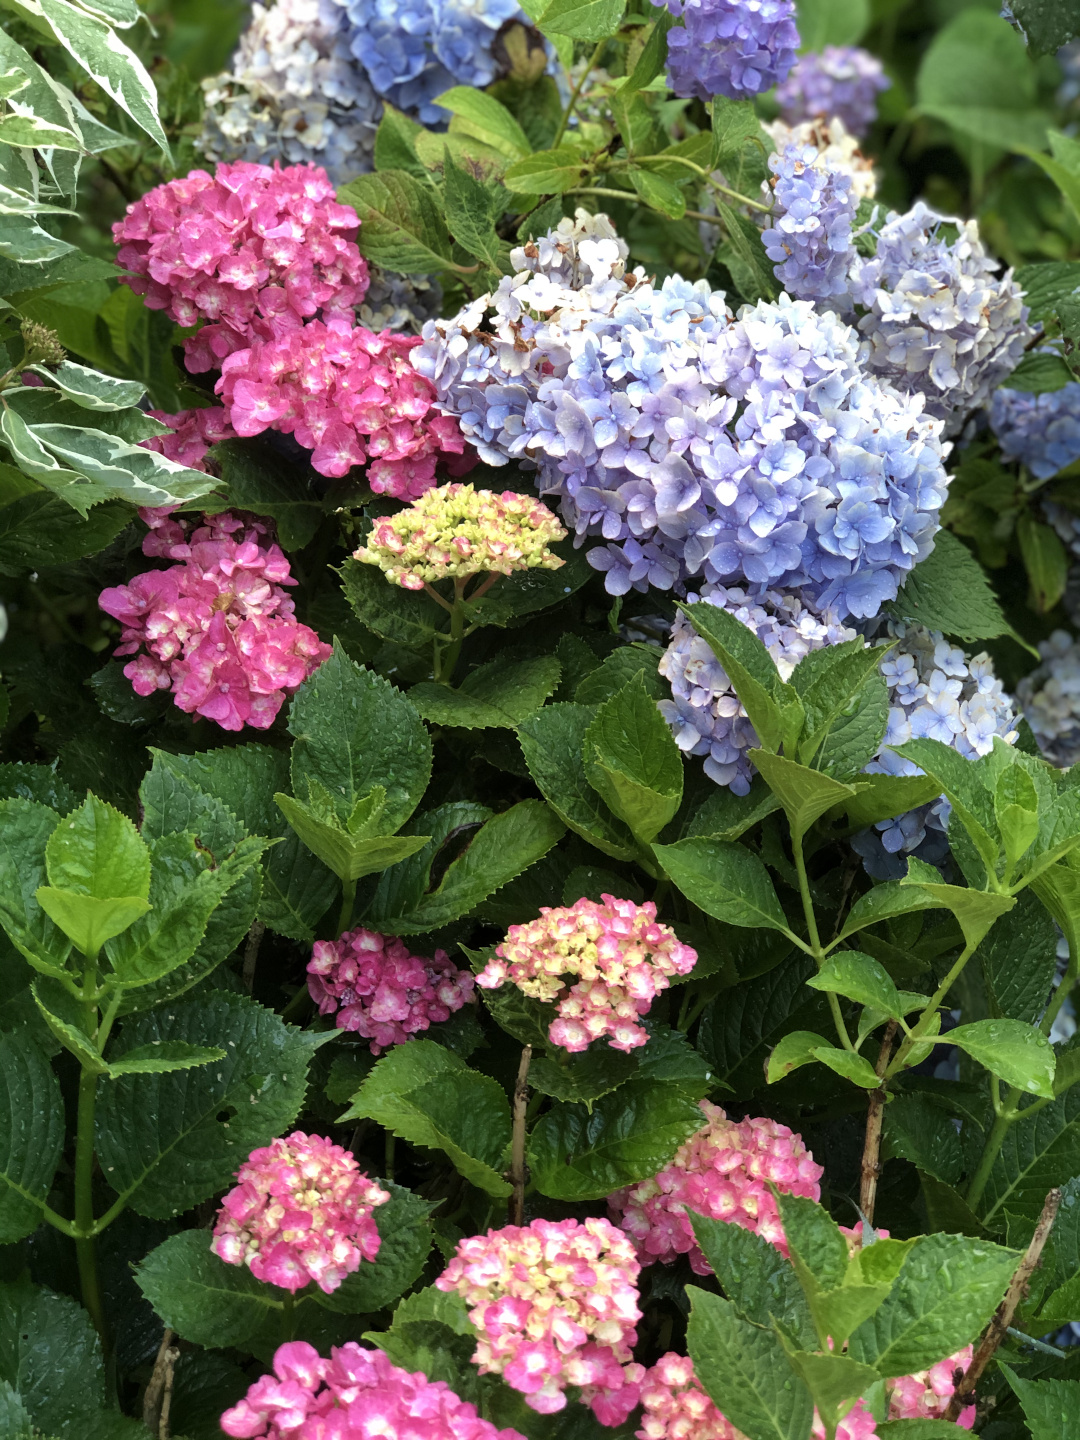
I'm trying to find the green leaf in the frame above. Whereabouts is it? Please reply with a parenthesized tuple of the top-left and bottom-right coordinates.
(1015, 260, 1080, 320)
(947, 1019, 1056, 1098)
(94, 991, 326, 1219)
(796, 0, 869, 49)
(34, 888, 149, 957)
(688, 1211, 816, 1345)
(0, 798, 70, 977)
(697, 955, 827, 1097)
(0, 1031, 64, 1242)
(774, 1191, 850, 1292)
(584, 675, 683, 843)
(410, 657, 561, 729)
(623, 12, 676, 90)
(848, 1233, 1019, 1374)
(783, 1350, 883, 1419)
(441, 148, 505, 268)
(29, 422, 216, 508)
(881, 1094, 963, 1186)
(1008, 349, 1076, 393)
(434, 86, 530, 158)
(528, 1048, 638, 1104)
(273, 794, 430, 883)
(977, 1084, 1080, 1224)
(750, 750, 861, 839)
(210, 437, 324, 551)
(628, 168, 686, 219)
(653, 836, 789, 932)
(979, 888, 1059, 1024)
(716, 199, 779, 302)
(0, 493, 129, 573)
(807, 951, 905, 1019)
(28, 360, 144, 412)
(518, 704, 638, 861)
(135, 1229, 279, 1350)
(916, 9, 1048, 150)
(102, 1040, 226, 1077)
(0, 1277, 107, 1437)
(537, 0, 625, 40)
(312, 1182, 433, 1314)
(885, 531, 1011, 644)
(386, 800, 565, 933)
(368, 802, 490, 925)
(1000, 1367, 1080, 1440)
(528, 1078, 704, 1201)
(44, 793, 150, 904)
(338, 171, 455, 272)
(341, 1040, 512, 1197)
(503, 146, 590, 195)
(340, 558, 444, 650)
(288, 643, 432, 832)
(1018, 514, 1068, 612)
(686, 1288, 813, 1440)
(813, 1046, 883, 1088)
(681, 600, 800, 755)
(767, 1030, 833, 1083)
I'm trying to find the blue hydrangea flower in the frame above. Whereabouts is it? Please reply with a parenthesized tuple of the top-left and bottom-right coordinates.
(775, 45, 889, 138)
(199, 0, 382, 184)
(1017, 629, 1080, 768)
(849, 201, 1034, 435)
(330, 0, 526, 123)
(664, 0, 799, 101)
(852, 623, 1019, 878)
(989, 380, 1080, 481)
(658, 584, 857, 791)
(415, 216, 950, 622)
(761, 141, 858, 301)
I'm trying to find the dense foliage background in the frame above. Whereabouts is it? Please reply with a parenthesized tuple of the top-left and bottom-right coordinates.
(4, 0, 1080, 1437)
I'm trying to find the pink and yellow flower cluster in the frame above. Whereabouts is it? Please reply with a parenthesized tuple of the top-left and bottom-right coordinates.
(98, 508, 330, 730)
(307, 926, 476, 1054)
(211, 1131, 389, 1294)
(609, 1099, 824, 1265)
(355, 482, 567, 591)
(476, 895, 697, 1053)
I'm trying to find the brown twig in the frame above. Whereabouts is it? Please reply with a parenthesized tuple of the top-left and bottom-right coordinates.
(143, 1328, 179, 1438)
(944, 1186, 1063, 1421)
(242, 920, 265, 993)
(858, 1020, 898, 1227)
(508, 1044, 533, 1225)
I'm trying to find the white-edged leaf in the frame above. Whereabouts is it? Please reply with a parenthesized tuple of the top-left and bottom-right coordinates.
(28, 361, 144, 411)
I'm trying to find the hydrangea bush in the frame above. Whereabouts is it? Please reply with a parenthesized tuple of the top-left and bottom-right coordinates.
(2, 0, 1080, 1437)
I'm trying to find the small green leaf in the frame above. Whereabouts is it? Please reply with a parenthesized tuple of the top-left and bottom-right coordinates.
(338, 171, 455, 272)
(750, 750, 861, 839)
(503, 146, 589, 194)
(273, 794, 430, 883)
(808, 951, 905, 1019)
(102, 1040, 226, 1078)
(409, 657, 561, 729)
(1018, 515, 1068, 612)
(45, 794, 151, 905)
(783, 1349, 882, 1419)
(34, 888, 149, 957)
(537, 0, 625, 40)
(628, 168, 686, 219)
(812, 1046, 883, 1089)
(767, 1030, 833, 1083)
(948, 1019, 1056, 1098)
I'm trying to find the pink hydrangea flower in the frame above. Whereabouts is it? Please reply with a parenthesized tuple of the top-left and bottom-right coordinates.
(211, 1132, 390, 1294)
(141, 406, 237, 471)
(435, 1217, 643, 1418)
(475, 895, 697, 1054)
(113, 160, 368, 372)
(98, 508, 331, 731)
(355, 482, 566, 591)
(220, 1340, 528, 1439)
(215, 316, 470, 485)
(307, 927, 477, 1054)
(888, 1348, 974, 1429)
(608, 1100, 824, 1268)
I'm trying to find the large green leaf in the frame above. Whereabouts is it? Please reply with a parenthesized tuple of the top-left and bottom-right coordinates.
(976, 1085, 1080, 1225)
(696, 953, 825, 1097)
(410, 657, 561, 729)
(135, 1229, 280, 1350)
(518, 704, 638, 861)
(0, 799, 69, 977)
(0, 1278, 105, 1438)
(948, 1019, 1057, 1099)
(0, 1031, 63, 1242)
(95, 992, 326, 1219)
(583, 675, 683, 843)
(338, 171, 455, 272)
(688, 1212, 816, 1345)
(915, 9, 1049, 150)
(653, 836, 790, 931)
(751, 750, 862, 838)
(528, 1078, 703, 1200)
(341, 1040, 512, 1197)
(978, 889, 1059, 1024)
(885, 531, 1012, 644)
(1001, 1365, 1080, 1439)
(313, 1182, 433, 1314)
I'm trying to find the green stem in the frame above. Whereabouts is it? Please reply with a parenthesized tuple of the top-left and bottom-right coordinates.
(74, 1063, 107, 1347)
(793, 831, 855, 1052)
(965, 1099, 1018, 1211)
(337, 877, 357, 937)
(433, 583, 467, 684)
(385, 1132, 396, 1183)
(887, 939, 977, 1076)
(552, 39, 605, 149)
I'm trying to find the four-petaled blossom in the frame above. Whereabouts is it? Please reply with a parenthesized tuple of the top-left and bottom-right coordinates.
(476, 895, 697, 1053)
(98, 508, 331, 731)
(211, 1132, 389, 1294)
(762, 142, 858, 302)
(435, 1217, 643, 1418)
(220, 1340, 529, 1439)
(609, 1099, 823, 1267)
(775, 45, 890, 138)
(113, 160, 368, 373)
(307, 926, 476, 1054)
(663, 0, 800, 102)
(355, 482, 566, 591)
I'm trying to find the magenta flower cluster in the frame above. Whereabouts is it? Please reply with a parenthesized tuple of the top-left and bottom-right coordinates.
(220, 1340, 528, 1439)
(608, 1100, 824, 1269)
(435, 1217, 643, 1420)
(475, 895, 697, 1053)
(113, 160, 367, 372)
(216, 314, 469, 488)
(307, 926, 476, 1054)
(142, 406, 237, 472)
(98, 508, 331, 730)
(211, 1131, 389, 1294)
(117, 159, 468, 493)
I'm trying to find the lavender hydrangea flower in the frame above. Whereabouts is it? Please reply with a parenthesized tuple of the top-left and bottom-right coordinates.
(664, 0, 799, 101)
(849, 201, 1034, 435)
(853, 624, 1019, 877)
(414, 213, 950, 622)
(330, 0, 526, 123)
(199, 0, 381, 184)
(775, 45, 890, 138)
(1017, 629, 1080, 768)
(766, 116, 878, 198)
(990, 381, 1080, 481)
(658, 584, 857, 791)
(761, 141, 858, 301)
